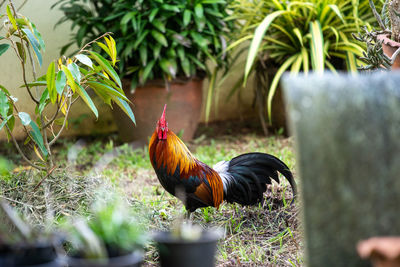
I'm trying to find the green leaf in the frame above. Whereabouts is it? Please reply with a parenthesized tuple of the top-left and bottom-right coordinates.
(190, 32, 208, 49)
(153, 43, 162, 59)
(328, 4, 345, 23)
(86, 81, 129, 102)
(139, 45, 147, 66)
(152, 19, 166, 33)
(160, 59, 177, 77)
(180, 57, 191, 77)
(151, 30, 168, 47)
(75, 54, 93, 69)
(309, 21, 325, 73)
(267, 55, 297, 122)
(75, 83, 98, 118)
(162, 4, 180, 12)
(38, 88, 49, 114)
(89, 51, 122, 88)
(46, 61, 56, 104)
(62, 65, 78, 93)
(55, 71, 67, 94)
(29, 121, 47, 156)
(0, 44, 10, 57)
(140, 60, 155, 83)
(0, 115, 12, 131)
(16, 42, 25, 61)
(111, 96, 135, 125)
(149, 8, 159, 22)
(183, 10, 191, 27)
(0, 90, 9, 118)
(244, 11, 286, 84)
(6, 5, 17, 30)
(22, 29, 42, 66)
(18, 112, 31, 126)
(195, 4, 204, 18)
(20, 81, 47, 88)
(68, 62, 81, 82)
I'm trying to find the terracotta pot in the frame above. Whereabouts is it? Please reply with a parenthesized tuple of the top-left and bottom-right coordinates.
(113, 79, 203, 144)
(377, 34, 400, 69)
(357, 237, 400, 267)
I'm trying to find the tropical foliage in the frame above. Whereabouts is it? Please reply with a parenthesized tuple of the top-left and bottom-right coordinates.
(0, 2, 134, 171)
(53, 0, 234, 90)
(227, 0, 377, 122)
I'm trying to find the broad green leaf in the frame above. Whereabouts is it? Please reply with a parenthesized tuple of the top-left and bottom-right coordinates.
(0, 90, 9, 118)
(68, 62, 81, 82)
(244, 11, 286, 84)
(183, 10, 191, 27)
(162, 4, 180, 12)
(0, 44, 10, 57)
(195, 4, 204, 18)
(149, 8, 159, 22)
(140, 60, 155, 83)
(18, 112, 31, 126)
(55, 71, 67, 94)
(151, 30, 168, 47)
(38, 88, 49, 114)
(75, 54, 93, 69)
(16, 42, 25, 61)
(0, 115, 12, 131)
(46, 61, 56, 104)
(152, 19, 166, 33)
(89, 51, 122, 88)
(309, 21, 325, 73)
(180, 57, 191, 77)
(29, 121, 47, 156)
(6, 5, 17, 30)
(153, 43, 162, 59)
(139, 45, 147, 66)
(190, 32, 208, 49)
(61, 65, 78, 93)
(133, 30, 149, 49)
(110, 96, 135, 125)
(86, 81, 129, 102)
(160, 59, 177, 77)
(22, 29, 42, 66)
(75, 83, 98, 118)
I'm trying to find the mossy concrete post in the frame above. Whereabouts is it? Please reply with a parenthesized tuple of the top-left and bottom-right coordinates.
(282, 72, 400, 267)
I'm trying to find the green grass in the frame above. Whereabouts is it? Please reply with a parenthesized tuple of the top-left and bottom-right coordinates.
(0, 130, 302, 266)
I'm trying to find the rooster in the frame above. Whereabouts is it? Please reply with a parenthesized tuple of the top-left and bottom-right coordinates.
(149, 105, 297, 213)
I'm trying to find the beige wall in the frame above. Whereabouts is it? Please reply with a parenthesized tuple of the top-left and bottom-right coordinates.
(0, 0, 255, 141)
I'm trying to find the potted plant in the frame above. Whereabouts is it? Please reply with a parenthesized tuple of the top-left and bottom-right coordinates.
(353, 0, 400, 70)
(0, 201, 62, 267)
(226, 0, 375, 134)
(53, 0, 234, 143)
(60, 194, 147, 267)
(153, 221, 223, 267)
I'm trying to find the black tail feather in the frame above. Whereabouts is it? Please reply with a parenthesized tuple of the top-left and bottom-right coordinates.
(224, 152, 297, 206)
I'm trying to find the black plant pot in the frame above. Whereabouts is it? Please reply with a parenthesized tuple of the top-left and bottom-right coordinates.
(0, 243, 61, 267)
(66, 250, 142, 267)
(153, 230, 222, 267)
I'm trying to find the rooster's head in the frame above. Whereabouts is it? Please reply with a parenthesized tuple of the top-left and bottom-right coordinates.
(156, 104, 168, 140)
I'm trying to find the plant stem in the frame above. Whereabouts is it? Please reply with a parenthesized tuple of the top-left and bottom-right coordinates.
(49, 95, 72, 147)
(4, 124, 46, 171)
